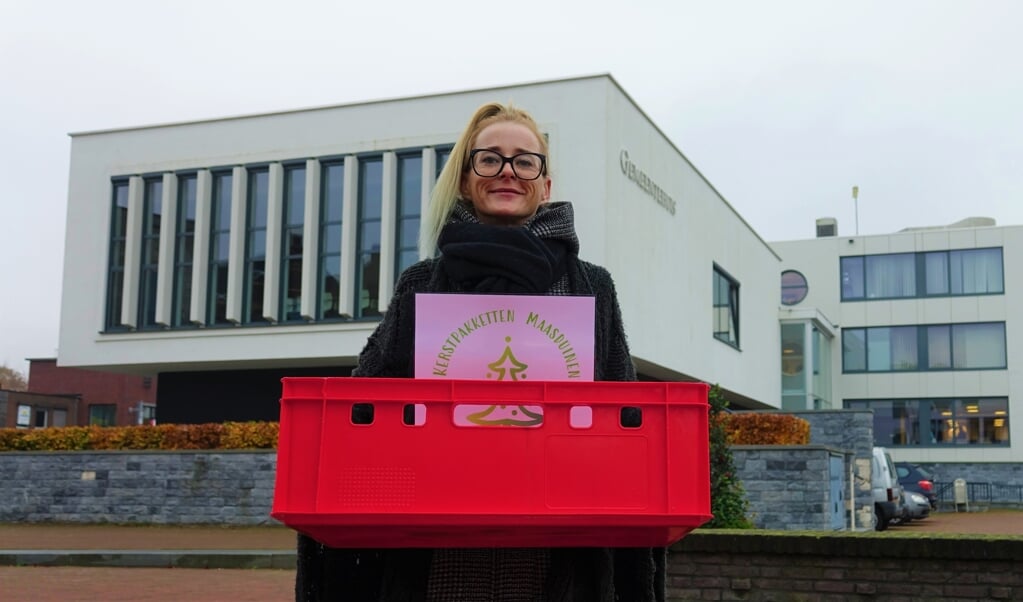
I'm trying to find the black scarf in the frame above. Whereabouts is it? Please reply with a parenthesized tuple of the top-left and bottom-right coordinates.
(438, 221, 569, 294)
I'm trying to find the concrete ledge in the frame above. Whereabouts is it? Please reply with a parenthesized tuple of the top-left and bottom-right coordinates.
(0, 550, 296, 569)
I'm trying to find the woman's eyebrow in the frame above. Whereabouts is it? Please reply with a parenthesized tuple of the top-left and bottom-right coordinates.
(480, 145, 539, 153)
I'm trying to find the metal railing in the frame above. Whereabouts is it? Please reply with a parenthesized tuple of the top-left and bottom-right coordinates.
(934, 481, 1023, 507)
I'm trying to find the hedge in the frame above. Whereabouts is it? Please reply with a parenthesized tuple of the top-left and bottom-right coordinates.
(1, 412, 808, 451)
(721, 412, 810, 445)
(0, 422, 279, 452)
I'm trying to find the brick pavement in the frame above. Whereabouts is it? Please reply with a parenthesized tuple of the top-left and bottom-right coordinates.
(1, 511, 1020, 601)
(0, 566, 295, 601)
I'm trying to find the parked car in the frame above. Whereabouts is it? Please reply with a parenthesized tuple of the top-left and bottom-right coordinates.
(871, 447, 905, 531)
(895, 462, 938, 508)
(903, 491, 931, 520)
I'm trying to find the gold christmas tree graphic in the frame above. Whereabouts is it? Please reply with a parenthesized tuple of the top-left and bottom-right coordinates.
(487, 336, 528, 381)
(468, 337, 542, 426)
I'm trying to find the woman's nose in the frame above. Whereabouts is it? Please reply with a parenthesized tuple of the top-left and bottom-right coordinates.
(499, 160, 517, 178)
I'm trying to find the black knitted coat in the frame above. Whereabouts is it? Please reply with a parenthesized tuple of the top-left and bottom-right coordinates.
(295, 206, 665, 601)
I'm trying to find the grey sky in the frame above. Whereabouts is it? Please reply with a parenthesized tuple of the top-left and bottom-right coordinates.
(2, 0, 1021, 376)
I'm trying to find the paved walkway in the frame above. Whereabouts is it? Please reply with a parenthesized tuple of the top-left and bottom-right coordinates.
(1, 512, 1021, 600)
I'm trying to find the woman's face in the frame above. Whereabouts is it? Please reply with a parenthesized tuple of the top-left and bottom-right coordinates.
(460, 121, 551, 226)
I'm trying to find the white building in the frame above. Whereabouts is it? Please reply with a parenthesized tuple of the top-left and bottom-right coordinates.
(59, 75, 781, 422)
(772, 217, 1020, 465)
(58, 74, 1018, 473)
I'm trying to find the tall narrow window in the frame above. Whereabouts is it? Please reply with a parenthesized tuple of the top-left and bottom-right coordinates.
(138, 177, 163, 329)
(106, 180, 130, 330)
(244, 168, 270, 323)
(435, 146, 453, 178)
(395, 152, 422, 278)
(319, 161, 344, 320)
(712, 266, 739, 348)
(207, 171, 233, 326)
(281, 164, 306, 322)
(173, 174, 197, 327)
(356, 157, 383, 318)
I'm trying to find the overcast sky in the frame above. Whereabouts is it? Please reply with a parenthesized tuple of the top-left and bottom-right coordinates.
(2, 0, 1021, 377)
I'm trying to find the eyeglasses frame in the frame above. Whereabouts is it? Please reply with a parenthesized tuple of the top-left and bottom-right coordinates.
(467, 149, 547, 181)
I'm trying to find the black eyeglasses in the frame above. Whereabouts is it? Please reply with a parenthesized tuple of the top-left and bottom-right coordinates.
(468, 149, 547, 180)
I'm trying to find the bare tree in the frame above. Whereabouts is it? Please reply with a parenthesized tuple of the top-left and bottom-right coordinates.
(1, 364, 28, 391)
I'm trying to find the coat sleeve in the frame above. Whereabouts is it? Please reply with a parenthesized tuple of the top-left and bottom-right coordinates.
(351, 262, 431, 378)
(591, 266, 637, 383)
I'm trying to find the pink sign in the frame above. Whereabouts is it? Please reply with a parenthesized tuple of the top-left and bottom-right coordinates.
(414, 293, 596, 426)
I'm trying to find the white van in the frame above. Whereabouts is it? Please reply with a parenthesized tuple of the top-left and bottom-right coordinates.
(871, 446, 905, 531)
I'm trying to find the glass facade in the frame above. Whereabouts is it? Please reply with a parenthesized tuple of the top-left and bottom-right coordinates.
(843, 322, 1006, 373)
(243, 168, 269, 323)
(356, 157, 383, 318)
(207, 171, 233, 326)
(318, 161, 344, 320)
(395, 152, 422, 277)
(173, 174, 197, 327)
(841, 248, 1003, 301)
(138, 177, 163, 329)
(105, 180, 130, 330)
(281, 164, 305, 322)
(105, 144, 451, 332)
(846, 398, 1009, 447)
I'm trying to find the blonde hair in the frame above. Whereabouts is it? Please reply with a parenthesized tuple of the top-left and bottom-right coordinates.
(419, 102, 550, 257)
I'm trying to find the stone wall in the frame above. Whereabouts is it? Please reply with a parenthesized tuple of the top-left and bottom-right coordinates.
(668, 531, 1023, 601)
(0, 450, 276, 524)
(732, 445, 849, 530)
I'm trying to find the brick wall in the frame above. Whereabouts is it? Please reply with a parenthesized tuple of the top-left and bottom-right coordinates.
(27, 359, 157, 426)
(669, 531, 1023, 601)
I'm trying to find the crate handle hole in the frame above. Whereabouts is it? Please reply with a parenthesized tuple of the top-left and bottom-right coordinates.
(620, 406, 642, 428)
(402, 403, 427, 426)
(352, 403, 375, 425)
(570, 406, 593, 429)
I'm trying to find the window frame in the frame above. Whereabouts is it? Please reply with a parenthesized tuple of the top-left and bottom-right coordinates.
(842, 322, 1007, 373)
(712, 264, 740, 349)
(841, 248, 1004, 301)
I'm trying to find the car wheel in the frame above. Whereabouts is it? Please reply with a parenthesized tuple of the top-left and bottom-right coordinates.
(874, 506, 888, 531)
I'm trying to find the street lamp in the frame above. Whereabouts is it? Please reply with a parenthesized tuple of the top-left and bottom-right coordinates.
(852, 185, 859, 236)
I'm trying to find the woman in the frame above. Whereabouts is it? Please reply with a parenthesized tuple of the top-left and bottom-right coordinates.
(297, 103, 665, 601)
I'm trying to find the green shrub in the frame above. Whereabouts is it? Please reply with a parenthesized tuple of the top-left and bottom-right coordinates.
(705, 384, 754, 529)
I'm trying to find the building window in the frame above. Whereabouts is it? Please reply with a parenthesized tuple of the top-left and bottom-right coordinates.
(244, 167, 270, 323)
(841, 248, 1003, 301)
(281, 164, 306, 322)
(356, 156, 383, 318)
(842, 322, 1006, 372)
(395, 152, 422, 278)
(435, 146, 453, 178)
(138, 177, 164, 329)
(780, 270, 808, 305)
(207, 171, 233, 326)
(173, 173, 197, 327)
(105, 180, 130, 330)
(713, 265, 739, 348)
(89, 404, 117, 426)
(140, 404, 157, 425)
(318, 160, 344, 320)
(845, 397, 1009, 447)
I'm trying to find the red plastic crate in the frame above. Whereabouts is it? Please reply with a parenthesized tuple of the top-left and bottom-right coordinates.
(272, 377, 711, 548)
